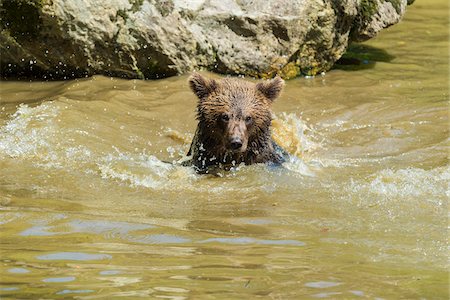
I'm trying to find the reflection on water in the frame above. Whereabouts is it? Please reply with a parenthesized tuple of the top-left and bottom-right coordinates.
(0, 0, 448, 298)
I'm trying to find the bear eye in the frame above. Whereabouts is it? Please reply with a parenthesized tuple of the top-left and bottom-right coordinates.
(221, 114, 230, 122)
(245, 116, 252, 123)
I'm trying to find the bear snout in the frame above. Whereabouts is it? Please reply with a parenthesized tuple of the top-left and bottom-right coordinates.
(230, 137, 243, 151)
(228, 135, 248, 153)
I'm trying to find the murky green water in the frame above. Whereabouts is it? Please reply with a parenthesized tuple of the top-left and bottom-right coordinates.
(1, 1, 448, 299)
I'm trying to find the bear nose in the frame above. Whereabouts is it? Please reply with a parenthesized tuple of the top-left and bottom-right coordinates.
(230, 138, 243, 150)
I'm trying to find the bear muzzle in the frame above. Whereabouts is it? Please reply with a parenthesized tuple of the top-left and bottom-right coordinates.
(230, 137, 243, 150)
(228, 136, 248, 153)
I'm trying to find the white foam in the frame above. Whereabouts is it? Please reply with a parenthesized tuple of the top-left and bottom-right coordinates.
(0, 103, 60, 158)
(98, 151, 199, 189)
(348, 167, 449, 204)
(283, 155, 315, 177)
(0, 102, 94, 170)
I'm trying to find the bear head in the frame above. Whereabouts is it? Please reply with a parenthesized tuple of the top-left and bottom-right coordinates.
(189, 73, 284, 155)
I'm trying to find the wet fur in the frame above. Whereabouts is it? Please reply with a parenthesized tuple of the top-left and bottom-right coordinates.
(184, 73, 287, 173)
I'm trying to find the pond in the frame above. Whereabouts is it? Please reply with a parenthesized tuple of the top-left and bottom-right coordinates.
(0, 0, 448, 298)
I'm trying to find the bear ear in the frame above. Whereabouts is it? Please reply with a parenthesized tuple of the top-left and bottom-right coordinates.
(188, 73, 218, 100)
(256, 76, 284, 102)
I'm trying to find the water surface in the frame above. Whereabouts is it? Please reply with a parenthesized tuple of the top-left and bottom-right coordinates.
(0, 1, 448, 299)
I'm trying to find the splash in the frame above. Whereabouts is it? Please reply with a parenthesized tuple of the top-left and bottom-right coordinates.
(98, 152, 197, 189)
(272, 112, 319, 159)
(282, 155, 315, 177)
(0, 103, 61, 159)
(0, 102, 316, 191)
(272, 113, 318, 176)
(0, 102, 92, 169)
(348, 166, 449, 205)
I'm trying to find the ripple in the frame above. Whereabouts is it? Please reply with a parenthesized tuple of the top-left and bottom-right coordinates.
(312, 291, 342, 298)
(199, 237, 305, 246)
(99, 270, 122, 275)
(21, 219, 154, 238)
(350, 290, 365, 296)
(69, 219, 154, 235)
(154, 286, 189, 293)
(240, 218, 273, 225)
(0, 213, 22, 226)
(131, 234, 191, 244)
(56, 289, 94, 295)
(37, 252, 112, 261)
(305, 281, 342, 288)
(20, 225, 59, 237)
(8, 267, 30, 274)
(0, 287, 19, 291)
(43, 277, 76, 283)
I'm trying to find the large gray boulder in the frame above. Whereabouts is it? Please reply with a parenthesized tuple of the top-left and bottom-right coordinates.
(0, 0, 413, 79)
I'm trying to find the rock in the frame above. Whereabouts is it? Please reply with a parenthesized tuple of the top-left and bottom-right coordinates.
(0, 0, 414, 80)
(351, 0, 407, 42)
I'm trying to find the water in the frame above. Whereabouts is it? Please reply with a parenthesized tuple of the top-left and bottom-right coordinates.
(0, 1, 448, 298)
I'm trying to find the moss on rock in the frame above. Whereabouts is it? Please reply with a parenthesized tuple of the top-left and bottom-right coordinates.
(358, 0, 379, 22)
(280, 62, 301, 79)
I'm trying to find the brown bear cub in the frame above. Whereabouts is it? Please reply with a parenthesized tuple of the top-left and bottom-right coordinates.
(184, 73, 288, 173)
